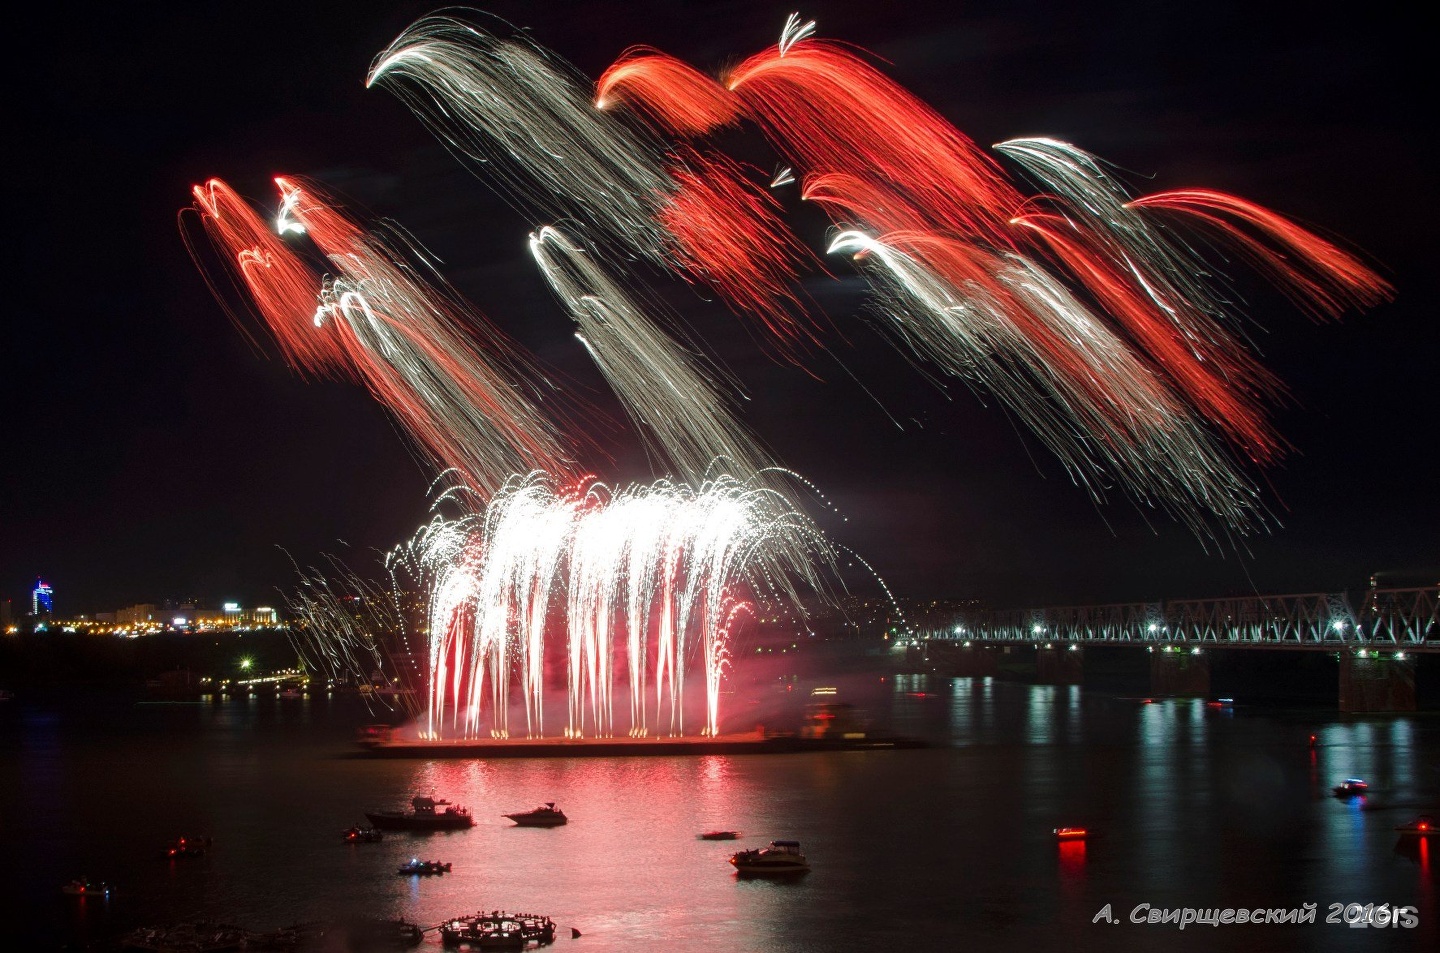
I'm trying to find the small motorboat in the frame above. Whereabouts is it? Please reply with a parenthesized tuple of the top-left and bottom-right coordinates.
(397, 859, 451, 876)
(164, 835, 212, 858)
(700, 830, 742, 840)
(1053, 827, 1088, 840)
(1395, 815, 1437, 837)
(61, 877, 111, 897)
(1332, 778, 1369, 797)
(366, 796, 475, 830)
(343, 825, 384, 844)
(729, 840, 810, 875)
(503, 802, 567, 827)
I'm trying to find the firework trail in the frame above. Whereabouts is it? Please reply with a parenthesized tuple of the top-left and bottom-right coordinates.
(998, 138, 1391, 461)
(1126, 189, 1392, 319)
(725, 33, 1024, 246)
(187, 177, 579, 496)
(1009, 209, 1284, 464)
(596, 46, 740, 135)
(528, 225, 775, 487)
(274, 176, 581, 493)
(407, 473, 834, 739)
(658, 147, 821, 357)
(186, 179, 336, 372)
(829, 229, 1264, 535)
(286, 556, 426, 720)
(368, 13, 673, 261)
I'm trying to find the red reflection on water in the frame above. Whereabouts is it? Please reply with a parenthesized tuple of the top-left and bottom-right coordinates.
(1058, 838, 1086, 876)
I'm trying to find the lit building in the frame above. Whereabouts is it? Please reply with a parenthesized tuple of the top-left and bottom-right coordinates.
(32, 579, 53, 617)
(116, 604, 159, 626)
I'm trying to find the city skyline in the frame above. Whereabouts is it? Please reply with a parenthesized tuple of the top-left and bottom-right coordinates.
(4, 0, 1435, 614)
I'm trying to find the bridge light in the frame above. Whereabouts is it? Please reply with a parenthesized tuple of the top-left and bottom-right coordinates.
(1147, 623, 1159, 633)
(1331, 619, 1347, 632)
(1191, 647, 1202, 655)
(1032, 624, 1044, 635)
(963, 640, 971, 647)
(1068, 644, 1078, 652)
(1395, 651, 1406, 660)
(1357, 649, 1368, 658)
(953, 626, 964, 636)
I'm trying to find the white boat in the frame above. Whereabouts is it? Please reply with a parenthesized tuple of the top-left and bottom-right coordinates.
(729, 840, 809, 875)
(503, 802, 567, 827)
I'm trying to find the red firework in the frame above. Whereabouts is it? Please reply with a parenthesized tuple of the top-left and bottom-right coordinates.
(1012, 212, 1285, 464)
(658, 148, 822, 356)
(1127, 189, 1392, 319)
(726, 39, 1024, 248)
(596, 46, 739, 135)
(186, 178, 336, 375)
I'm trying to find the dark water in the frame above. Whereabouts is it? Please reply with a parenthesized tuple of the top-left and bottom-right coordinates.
(2, 675, 1435, 952)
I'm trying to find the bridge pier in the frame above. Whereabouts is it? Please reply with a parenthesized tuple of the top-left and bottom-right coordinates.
(1036, 645, 1083, 685)
(1149, 647, 1211, 696)
(1338, 652, 1415, 712)
(923, 641, 999, 677)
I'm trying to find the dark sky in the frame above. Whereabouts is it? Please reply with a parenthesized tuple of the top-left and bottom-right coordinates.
(4, 0, 1435, 615)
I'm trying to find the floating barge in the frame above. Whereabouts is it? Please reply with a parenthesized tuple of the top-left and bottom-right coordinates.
(439, 912, 555, 949)
(358, 729, 925, 759)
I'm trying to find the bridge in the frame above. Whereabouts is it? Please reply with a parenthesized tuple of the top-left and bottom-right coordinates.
(914, 586, 1439, 712)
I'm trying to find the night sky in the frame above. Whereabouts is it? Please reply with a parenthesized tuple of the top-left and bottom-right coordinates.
(5, 0, 1435, 616)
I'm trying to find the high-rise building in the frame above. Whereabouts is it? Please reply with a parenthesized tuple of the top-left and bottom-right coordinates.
(32, 579, 53, 617)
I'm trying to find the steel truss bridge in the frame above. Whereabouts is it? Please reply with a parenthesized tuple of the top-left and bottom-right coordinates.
(920, 587, 1440, 653)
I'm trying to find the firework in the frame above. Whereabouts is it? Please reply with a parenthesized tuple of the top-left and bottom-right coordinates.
(186, 179, 334, 372)
(829, 229, 1264, 537)
(596, 46, 739, 134)
(1126, 189, 1392, 319)
(286, 556, 425, 720)
(273, 177, 580, 494)
(188, 177, 580, 496)
(406, 473, 836, 739)
(528, 225, 775, 488)
(659, 147, 821, 357)
(368, 13, 673, 260)
(726, 34, 1023, 246)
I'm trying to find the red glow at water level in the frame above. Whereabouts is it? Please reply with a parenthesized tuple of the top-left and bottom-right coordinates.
(1058, 838, 1086, 875)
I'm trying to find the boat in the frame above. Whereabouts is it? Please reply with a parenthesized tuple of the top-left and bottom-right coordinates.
(503, 802, 567, 827)
(343, 825, 384, 843)
(439, 911, 555, 949)
(164, 835, 212, 858)
(1053, 827, 1088, 840)
(366, 796, 475, 831)
(397, 858, 451, 876)
(729, 840, 810, 875)
(699, 830, 741, 840)
(1395, 815, 1437, 837)
(278, 688, 302, 699)
(61, 877, 111, 897)
(1332, 778, 1369, 797)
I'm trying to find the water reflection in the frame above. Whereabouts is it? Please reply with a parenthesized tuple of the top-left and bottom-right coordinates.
(5, 688, 1437, 952)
